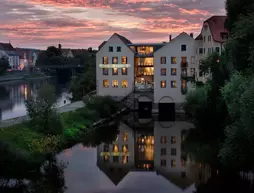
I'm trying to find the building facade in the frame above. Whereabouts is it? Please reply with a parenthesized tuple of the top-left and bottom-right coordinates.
(0, 42, 19, 70)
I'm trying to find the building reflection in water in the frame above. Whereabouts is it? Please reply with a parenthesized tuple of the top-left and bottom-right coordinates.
(96, 120, 212, 189)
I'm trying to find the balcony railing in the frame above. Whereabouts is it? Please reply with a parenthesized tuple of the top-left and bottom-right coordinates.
(135, 52, 154, 57)
(181, 61, 188, 67)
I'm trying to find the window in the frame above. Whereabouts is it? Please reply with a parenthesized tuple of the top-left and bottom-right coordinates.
(161, 148, 167, 156)
(123, 132, 128, 141)
(215, 47, 220, 53)
(122, 156, 128, 164)
(171, 160, 176, 168)
(208, 35, 212, 41)
(171, 148, 177, 156)
(203, 48, 206, 54)
(121, 56, 127, 64)
(112, 57, 118, 64)
(161, 159, 166, 167)
(122, 145, 128, 153)
(171, 57, 177, 64)
(122, 80, 128, 88)
(160, 81, 166, 88)
(112, 68, 118, 75)
(117, 46, 121, 52)
(181, 172, 186, 178)
(181, 45, 186, 51)
(103, 80, 109, 88)
(102, 68, 108, 75)
(161, 57, 166, 64)
(104, 155, 109, 162)
(112, 80, 118, 88)
(190, 68, 195, 76)
(121, 67, 128, 75)
(181, 159, 186, 167)
(181, 80, 187, 88)
(203, 36, 206, 42)
(171, 68, 177, 75)
(171, 81, 176, 88)
(199, 48, 203, 54)
(103, 144, 109, 152)
(103, 56, 108, 64)
(161, 68, 166, 76)
(109, 46, 113, 52)
(171, 136, 176, 144)
(161, 136, 167, 144)
(113, 156, 119, 163)
(113, 144, 119, 152)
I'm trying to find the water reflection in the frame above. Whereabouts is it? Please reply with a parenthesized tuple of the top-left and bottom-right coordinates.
(0, 79, 71, 120)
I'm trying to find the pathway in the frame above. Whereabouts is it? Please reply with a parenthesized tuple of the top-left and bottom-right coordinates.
(0, 101, 84, 128)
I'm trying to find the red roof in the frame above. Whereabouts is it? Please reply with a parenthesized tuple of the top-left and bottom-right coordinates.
(204, 16, 228, 43)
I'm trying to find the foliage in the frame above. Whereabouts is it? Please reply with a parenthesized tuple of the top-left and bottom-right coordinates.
(26, 83, 64, 135)
(28, 135, 61, 154)
(46, 46, 60, 57)
(85, 96, 121, 118)
(0, 57, 10, 75)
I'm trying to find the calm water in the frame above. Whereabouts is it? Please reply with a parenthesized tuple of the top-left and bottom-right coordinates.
(0, 78, 71, 120)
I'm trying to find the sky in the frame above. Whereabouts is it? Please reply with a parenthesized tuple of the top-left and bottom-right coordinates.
(0, 0, 225, 49)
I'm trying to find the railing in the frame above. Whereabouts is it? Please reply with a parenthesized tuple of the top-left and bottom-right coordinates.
(135, 52, 154, 57)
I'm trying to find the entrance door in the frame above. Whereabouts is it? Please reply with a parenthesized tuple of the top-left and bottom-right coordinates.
(138, 102, 152, 118)
(158, 103, 175, 121)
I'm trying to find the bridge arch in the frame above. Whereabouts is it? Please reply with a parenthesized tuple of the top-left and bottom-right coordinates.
(137, 94, 153, 119)
(158, 96, 175, 122)
(159, 96, 174, 103)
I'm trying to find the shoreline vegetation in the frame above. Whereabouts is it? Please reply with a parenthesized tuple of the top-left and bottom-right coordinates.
(0, 85, 126, 179)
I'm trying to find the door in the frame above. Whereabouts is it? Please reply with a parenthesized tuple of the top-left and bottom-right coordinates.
(138, 102, 152, 118)
(158, 103, 175, 121)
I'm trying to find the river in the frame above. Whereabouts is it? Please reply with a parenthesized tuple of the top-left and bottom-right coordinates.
(0, 78, 71, 121)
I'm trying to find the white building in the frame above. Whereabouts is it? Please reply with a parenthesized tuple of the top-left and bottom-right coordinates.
(0, 42, 19, 70)
(195, 16, 228, 82)
(97, 123, 135, 185)
(96, 33, 135, 97)
(154, 32, 196, 105)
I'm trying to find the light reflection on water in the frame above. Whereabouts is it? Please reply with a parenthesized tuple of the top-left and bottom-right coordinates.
(0, 79, 71, 120)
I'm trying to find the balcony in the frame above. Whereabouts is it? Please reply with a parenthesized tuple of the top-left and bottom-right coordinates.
(181, 87, 188, 95)
(135, 52, 154, 57)
(181, 61, 188, 67)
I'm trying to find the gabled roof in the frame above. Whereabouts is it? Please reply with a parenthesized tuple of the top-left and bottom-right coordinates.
(98, 41, 107, 50)
(203, 15, 228, 43)
(5, 50, 19, 56)
(0, 42, 15, 51)
(195, 33, 203, 40)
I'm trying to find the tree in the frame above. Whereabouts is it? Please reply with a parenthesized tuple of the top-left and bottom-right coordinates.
(26, 84, 63, 135)
(0, 57, 9, 75)
(46, 46, 60, 57)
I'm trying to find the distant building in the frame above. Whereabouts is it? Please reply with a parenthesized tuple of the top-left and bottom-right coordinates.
(16, 48, 40, 69)
(61, 49, 74, 58)
(0, 42, 19, 70)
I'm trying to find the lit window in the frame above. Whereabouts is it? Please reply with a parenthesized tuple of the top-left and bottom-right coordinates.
(123, 133, 128, 141)
(161, 148, 166, 156)
(122, 156, 128, 164)
(113, 144, 119, 152)
(171, 57, 177, 64)
(112, 80, 118, 88)
(161, 80, 166, 88)
(103, 80, 109, 88)
(171, 68, 177, 75)
(102, 68, 108, 75)
(112, 57, 118, 64)
(161, 57, 166, 64)
(112, 68, 118, 75)
(181, 159, 186, 167)
(117, 46, 121, 52)
(121, 56, 127, 64)
(161, 68, 166, 76)
(122, 67, 128, 75)
(171, 160, 176, 168)
(171, 148, 177, 156)
(113, 156, 119, 163)
(181, 80, 187, 88)
(161, 136, 167, 144)
(122, 145, 128, 153)
(104, 155, 109, 162)
(122, 80, 128, 88)
(103, 57, 108, 64)
(161, 159, 166, 167)
(171, 136, 176, 144)
(171, 81, 177, 88)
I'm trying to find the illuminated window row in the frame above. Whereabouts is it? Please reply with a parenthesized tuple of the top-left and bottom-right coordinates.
(160, 80, 177, 88)
(161, 159, 186, 169)
(161, 68, 177, 76)
(102, 67, 128, 75)
(104, 155, 129, 164)
(102, 56, 127, 64)
(103, 80, 128, 88)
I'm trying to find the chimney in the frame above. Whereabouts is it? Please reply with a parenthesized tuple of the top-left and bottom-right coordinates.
(190, 33, 194, 38)
(169, 34, 172, 42)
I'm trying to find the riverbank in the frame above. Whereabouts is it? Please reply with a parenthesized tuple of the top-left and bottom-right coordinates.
(0, 101, 84, 128)
(0, 72, 51, 83)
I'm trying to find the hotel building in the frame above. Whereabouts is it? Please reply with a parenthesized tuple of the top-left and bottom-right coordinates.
(96, 15, 228, 120)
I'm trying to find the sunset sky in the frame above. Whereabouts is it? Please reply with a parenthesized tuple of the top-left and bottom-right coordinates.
(0, 0, 225, 49)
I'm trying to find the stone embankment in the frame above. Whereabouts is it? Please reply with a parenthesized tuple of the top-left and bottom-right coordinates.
(0, 101, 84, 128)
